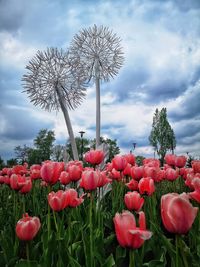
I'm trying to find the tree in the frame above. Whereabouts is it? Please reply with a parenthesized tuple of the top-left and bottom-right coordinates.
(14, 145, 30, 164)
(0, 156, 5, 169)
(6, 158, 18, 167)
(51, 145, 66, 162)
(33, 129, 55, 162)
(66, 137, 90, 160)
(22, 48, 87, 160)
(149, 108, 176, 166)
(70, 25, 124, 148)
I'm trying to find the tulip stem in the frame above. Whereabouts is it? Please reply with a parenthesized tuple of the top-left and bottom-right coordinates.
(129, 249, 135, 267)
(26, 242, 30, 266)
(53, 211, 58, 234)
(89, 192, 94, 267)
(175, 235, 181, 267)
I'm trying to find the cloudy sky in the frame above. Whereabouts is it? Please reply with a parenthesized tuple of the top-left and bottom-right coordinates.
(0, 0, 200, 161)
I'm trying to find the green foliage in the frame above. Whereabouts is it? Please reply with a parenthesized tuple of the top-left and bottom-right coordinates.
(149, 108, 176, 165)
(6, 158, 18, 167)
(0, 156, 5, 169)
(66, 137, 90, 160)
(34, 129, 55, 162)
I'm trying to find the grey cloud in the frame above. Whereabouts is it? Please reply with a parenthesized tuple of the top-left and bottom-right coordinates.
(169, 81, 200, 121)
(0, 0, 27, 32)
(0, 107, 53, 141)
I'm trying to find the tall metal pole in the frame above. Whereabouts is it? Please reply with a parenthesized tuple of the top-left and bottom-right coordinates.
(79, 131, 85, 160)
(95, 59, 101, 149)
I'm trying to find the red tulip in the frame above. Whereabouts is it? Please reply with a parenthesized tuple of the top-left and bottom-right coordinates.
(65, 189, 84, 207)
(143, 158, 160, 168)
(110, 168, 122, 181)
(16, 213, 41, 241)
(80, 170, 101, 190)
(10, 174, 23, 190)
(41, 161, 64, 185)
(131, 166, 144, 180)
(138, 177, 155, 196)
(165, 154, 176, 166)
(67, 164, 82, 182)
(113, 210, 152, 249)
(59, 171, 71, 185)
(123, 163, 132, 176)
(112, 155, 128, 171)
(154, 169, 166, 182)
(48, 190, 68, 211)
(161, 193, 198, 234)
(97, 171, 111, 187)
(188, 177, 200, 203)
(126, 179, 138, 191)
(30, 164, 41, 180)
(192, 160, 200, 174)
(165, 168, 179, 181)
(12, 165, 27, 175)
(1, 167, 12, 176)
(19, 177, 32, 194)
(124, 191, 144, 211)
(84, 149, 104, 165)
(175, 156, 187, 168)
(124, 153, 136, 166)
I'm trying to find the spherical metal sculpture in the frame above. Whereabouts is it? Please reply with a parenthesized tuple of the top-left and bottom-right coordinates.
(70, 25, 124, 147)
(22, 47, 87, 160)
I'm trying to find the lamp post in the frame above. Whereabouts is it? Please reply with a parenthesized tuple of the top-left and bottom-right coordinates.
(79, 131, 85, 160)
(133, 142, 137, 150)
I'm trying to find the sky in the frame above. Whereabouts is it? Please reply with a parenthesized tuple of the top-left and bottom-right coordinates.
(0, 0, 200, 161)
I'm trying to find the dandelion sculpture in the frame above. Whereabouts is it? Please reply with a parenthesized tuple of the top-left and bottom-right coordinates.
(22, 47, 87, 160)
(70, 25, 124, 148)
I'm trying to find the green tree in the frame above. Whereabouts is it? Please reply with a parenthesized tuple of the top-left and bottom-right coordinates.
(51, 145, 66, 162)
(14, 144, 30, 164)
(0, 156, 5, 169)
(149, 108, 176, 166)
(6, 158, 18, 167)
(33, 129, 55, 162)
(66, 137, 90, 161)
(136, 155, 145, 166)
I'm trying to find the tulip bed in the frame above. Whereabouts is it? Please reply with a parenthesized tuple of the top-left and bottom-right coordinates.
(0, 151, 200, 267)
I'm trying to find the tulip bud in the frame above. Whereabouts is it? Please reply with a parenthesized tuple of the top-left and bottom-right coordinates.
(16, 213, 41, 241)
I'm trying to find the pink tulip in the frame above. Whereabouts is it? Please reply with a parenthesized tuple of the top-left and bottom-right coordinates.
(124, 153, 136, 166)
(138, 177, 155, 196)
(84, 149, 104, 165)
(59, 171, 71, 185)
(124, 191, 144, 211)
(112, 155, 128, 171)
(16, 213, 41, 241)
(165, 168, 179, 181)
(126, 179, 139, 191)
(67, 164, 82, 182)
(175, 156, 187, 168)
(165, 154, 176, 166)
(192, 160, 200, 174)
(65, 189, 84, 207)
(113, 210, 152, 249)
(161, 193, 198, 234)
(48, 190, 68, 211)
(41, 161, 64, 185)
(80, 170, 101, 190)
(131, 166, 144, 180)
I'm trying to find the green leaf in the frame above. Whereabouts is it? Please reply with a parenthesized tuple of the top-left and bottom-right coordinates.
(102, 254, 115, 267)
(15, 259, 39, 267)
(68, 256, 82, 267)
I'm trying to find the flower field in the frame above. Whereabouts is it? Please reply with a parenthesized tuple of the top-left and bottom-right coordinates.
(0, 151, 200, 267)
